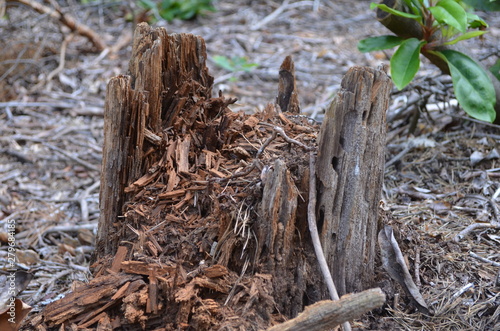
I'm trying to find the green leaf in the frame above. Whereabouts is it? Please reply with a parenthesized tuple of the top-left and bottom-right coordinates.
(390, 38, 425, 90)
(240, 63, 259, 72)
(429, 0, 467, 33)
(212, 56, 235, 71)
(357, 36, 404, 53)
(439, 50, 496, 122)
(370, 3, 422, 20)
(400, 0, 422, 15)
(139, 0, 157, 10)
(461, 0, 500, 11)
(212, 56, 258, 73)
(442, 30, 488, 45)
(490, 59, 500, 81)
(467, 13, 488, 29)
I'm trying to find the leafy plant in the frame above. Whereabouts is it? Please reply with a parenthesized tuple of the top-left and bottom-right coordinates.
(358, 0, 498, 123)
(139, 0, 215, 22)
(212, 55, 258, 81)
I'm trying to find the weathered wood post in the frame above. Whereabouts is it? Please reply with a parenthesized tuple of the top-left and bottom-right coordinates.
(316, 66, 391, 295)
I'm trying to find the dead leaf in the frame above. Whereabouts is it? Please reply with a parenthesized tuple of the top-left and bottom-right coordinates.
(0, 271, 33, 330)
(470, 151, 484, 166)
(0, 298, 31, 331)
(0, 271, 33, 312)
(203, 265, 228, 278)
(429, 201, 451, 214)
(15, 250, 39, 265)
(378, 226, 430, 315)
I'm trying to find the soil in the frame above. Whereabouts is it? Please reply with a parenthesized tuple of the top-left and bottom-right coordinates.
(0, 0, 499, 330)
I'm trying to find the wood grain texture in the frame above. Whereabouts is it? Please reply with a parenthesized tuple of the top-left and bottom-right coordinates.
(277, 55, 300, 114)
(266, 288, 385, 331)
(95, 23, 215, 260)
(316, 66, 391, 295)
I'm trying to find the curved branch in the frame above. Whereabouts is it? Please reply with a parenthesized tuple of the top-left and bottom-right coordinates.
(7, 0, 106, 52)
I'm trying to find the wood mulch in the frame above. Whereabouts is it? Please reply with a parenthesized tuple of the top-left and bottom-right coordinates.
(0, 0, 499, 330)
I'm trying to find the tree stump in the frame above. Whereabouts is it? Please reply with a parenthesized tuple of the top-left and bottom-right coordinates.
(28, 23, 390, 330)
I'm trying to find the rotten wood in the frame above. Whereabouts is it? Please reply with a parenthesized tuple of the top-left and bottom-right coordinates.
(277, 55, 301, 114)
(94, 23, 223, 260)
(316, 66, 392, 295)
(266, 288, 386, 331)
(42, 273, 142, 327)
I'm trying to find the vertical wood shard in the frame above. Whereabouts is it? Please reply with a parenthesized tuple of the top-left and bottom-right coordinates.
(277, 55, 301, 114)
(316, 66, 391, 295)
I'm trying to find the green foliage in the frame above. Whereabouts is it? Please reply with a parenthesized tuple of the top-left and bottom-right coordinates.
(391, 38, 425, 90)
(490, 59, 500, 81)
(358, 0, 497, 123)
(357, 35, 404, 52)
(139, 0, 215, 22)
(461, 0, 500, 11)
(442, 30, 487, 45)
(438, 50, 496, 122)
(429, 0, 467, 33)
(370, 3, 422, 20)
(212, 56, 258, 81)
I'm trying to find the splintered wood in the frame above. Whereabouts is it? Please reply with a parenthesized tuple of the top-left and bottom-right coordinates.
(277, 55, 300, 114)
(31, 23, 390, 330)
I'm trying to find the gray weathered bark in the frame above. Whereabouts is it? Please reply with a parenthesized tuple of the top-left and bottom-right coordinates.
(316, 66, 392, 295)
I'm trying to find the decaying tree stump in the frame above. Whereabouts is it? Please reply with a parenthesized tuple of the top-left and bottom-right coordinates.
(28, 23, 391, 330)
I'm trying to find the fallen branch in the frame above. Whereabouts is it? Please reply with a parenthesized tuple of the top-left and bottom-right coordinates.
(454, 195, 500, 242)
(469, 252, 500, 267)
(8, 0, 106, 52)
(266, 288, 386, 331)
(32, 33, 74, 92)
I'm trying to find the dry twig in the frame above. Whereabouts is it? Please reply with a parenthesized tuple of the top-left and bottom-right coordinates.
(7, 0, 106, 51)
(454, 195, 500, 242)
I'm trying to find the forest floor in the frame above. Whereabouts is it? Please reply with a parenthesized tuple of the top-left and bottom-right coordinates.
(1, 0, 499, 330)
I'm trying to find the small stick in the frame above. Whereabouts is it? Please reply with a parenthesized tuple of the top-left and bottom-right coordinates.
(414, 246, 421, 287)
(454, 222, 500, 242)
(469, 252, 500, 267)
(450, 283, 474, 301)
(257, 130, 278, 158)
(251, 0, 290, 31)
(385, 142, 412, 168)
(45, 33, 74, 87)
(259, 123, 313, 152)
(8, 0, 106, 51)
(43, 142, 101, 172)
(43, 222, 97, 234)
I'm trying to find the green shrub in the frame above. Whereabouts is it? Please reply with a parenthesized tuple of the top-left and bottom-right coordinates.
(358, 0, 498, 123)
(139, 0, 215, 22)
